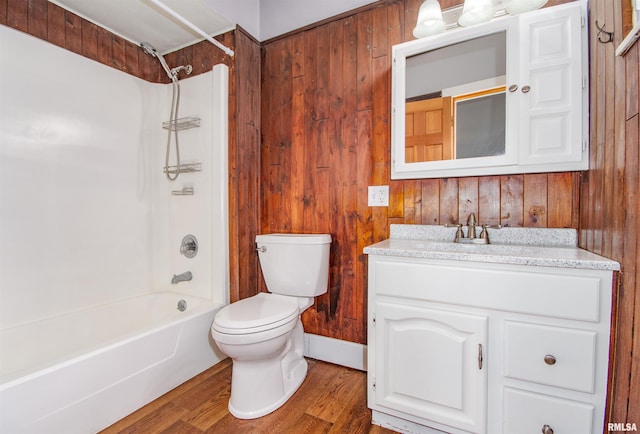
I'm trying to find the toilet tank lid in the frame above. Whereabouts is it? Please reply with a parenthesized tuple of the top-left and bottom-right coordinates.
(256, 233, 331, 244)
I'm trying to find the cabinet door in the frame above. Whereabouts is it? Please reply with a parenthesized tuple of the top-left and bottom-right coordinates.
(374, 302, 487, 433)
(517, 3, 586, 169)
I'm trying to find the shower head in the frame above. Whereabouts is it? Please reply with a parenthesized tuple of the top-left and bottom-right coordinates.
(140, 41, 174, 81)
(139, 42, 192, 82)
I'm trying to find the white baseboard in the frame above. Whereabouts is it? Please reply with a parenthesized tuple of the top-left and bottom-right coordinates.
(372, 410, 448, 434)
(303, 333, 367, 371)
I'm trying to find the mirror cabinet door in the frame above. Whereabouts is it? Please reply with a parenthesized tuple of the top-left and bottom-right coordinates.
(516, 3, 586, 171)
(392, 18, 518, 179)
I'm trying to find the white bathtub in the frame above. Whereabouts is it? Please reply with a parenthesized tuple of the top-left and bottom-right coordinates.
(0, 292, 226, 434)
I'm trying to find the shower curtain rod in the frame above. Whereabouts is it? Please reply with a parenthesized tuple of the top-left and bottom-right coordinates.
(147, 0, 235, 57)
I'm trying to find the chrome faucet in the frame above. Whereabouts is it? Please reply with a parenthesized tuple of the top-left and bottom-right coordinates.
(446, 213, 500, 244)
(171, 271, 192, 284)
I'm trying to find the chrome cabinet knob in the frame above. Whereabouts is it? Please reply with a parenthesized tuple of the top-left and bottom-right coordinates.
(544, 354, 557, 365)
(542, 424, 554, 434)
(522, 85, 531, 93)
(509, 84, 518, 92)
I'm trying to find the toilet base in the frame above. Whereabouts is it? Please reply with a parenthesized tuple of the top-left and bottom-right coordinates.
(228, 356, 307, 419)
(227, 319, 308, 419)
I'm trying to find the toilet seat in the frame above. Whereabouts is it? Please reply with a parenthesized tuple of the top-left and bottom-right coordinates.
(213, 293, 299, 335)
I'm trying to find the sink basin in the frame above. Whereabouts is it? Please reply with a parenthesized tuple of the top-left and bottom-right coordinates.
(411, 240, 488, 249)
(404, 240, 520, 255)
(454, 237, 489, 245)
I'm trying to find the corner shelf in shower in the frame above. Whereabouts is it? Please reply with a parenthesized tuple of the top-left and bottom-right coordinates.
(162, 116, 201, 131)
(163, 162, 202, 175)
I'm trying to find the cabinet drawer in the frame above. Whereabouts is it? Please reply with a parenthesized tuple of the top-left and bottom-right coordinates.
(374, 259, 602, 321)
(503, 387, 594, 434)
(504, 321, 596, 392)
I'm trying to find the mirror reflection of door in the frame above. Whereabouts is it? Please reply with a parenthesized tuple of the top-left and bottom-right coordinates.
(405, 96, 452, 163)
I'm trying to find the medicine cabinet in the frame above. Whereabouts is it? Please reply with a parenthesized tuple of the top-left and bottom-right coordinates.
(391, 1, 588, 180)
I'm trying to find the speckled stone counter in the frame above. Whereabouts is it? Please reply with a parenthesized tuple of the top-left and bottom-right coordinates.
(363, 225, 620, 271)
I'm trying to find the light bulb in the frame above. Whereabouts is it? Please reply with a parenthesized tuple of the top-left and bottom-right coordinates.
(458, 0, 496, 27)
(413, 0, 445, 38)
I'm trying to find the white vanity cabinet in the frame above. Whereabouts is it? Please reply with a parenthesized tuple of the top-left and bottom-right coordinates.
(366, 253, 615, 434)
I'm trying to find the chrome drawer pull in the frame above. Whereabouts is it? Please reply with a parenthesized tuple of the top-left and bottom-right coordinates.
(522, 85, 531, 93)
(542, 424, 554, 434)
(544, 354, 557, 365)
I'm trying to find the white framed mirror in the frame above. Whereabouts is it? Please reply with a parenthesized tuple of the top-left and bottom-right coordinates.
(391, 1, 588, 180)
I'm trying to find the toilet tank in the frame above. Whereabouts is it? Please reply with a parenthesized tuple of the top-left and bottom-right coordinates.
(256, 234, 331, 297)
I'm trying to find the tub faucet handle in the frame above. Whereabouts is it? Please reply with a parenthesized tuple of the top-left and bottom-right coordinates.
(180, 234, 198, 258)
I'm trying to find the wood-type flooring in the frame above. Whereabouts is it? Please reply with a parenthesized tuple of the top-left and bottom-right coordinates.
(100, 358, 398, 434)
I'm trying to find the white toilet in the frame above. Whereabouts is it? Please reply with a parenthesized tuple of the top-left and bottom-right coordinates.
(211, 233, 331, 419)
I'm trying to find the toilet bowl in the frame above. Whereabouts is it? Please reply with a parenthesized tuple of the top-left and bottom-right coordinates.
(211, 233, 331, 419)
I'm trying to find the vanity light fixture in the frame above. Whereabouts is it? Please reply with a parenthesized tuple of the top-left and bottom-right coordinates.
(413, 0, 446, 38)
(413, 0, 549, 37)
(505, 0, 548, 15)
(458, 0, 496, 27)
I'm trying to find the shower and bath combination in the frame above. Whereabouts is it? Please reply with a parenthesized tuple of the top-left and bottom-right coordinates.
(140, 42, 192, 181)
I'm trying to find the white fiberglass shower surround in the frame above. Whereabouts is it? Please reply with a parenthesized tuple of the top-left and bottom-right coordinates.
(0, 25, 229, 433)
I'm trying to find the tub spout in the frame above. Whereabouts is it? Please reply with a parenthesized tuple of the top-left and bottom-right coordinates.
(171, 271, 192, 284)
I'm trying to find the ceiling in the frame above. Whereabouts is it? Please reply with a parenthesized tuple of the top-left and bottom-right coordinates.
(50, 0, 380, 54)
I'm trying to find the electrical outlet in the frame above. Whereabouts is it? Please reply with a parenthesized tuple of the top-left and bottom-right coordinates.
(368, 185, 389, 207)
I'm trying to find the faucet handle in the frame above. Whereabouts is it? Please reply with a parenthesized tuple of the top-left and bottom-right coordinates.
(479, 225, 489, 241)
(479, 224, 502, 242)
(448, 224, 465, 240)
(481, 224, 503, 230)
(444, 223, 464, 240)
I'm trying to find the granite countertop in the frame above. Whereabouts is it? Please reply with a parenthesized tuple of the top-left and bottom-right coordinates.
(363, 225, 620, 271)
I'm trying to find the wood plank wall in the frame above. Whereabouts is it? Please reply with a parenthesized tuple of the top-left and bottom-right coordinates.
(582, 0, 640, 427)
(260, 0, 577, 346)
(228, 29, 261, 303)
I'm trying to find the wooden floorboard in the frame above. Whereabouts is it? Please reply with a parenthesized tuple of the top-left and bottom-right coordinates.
(100, 358, 398, 434)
